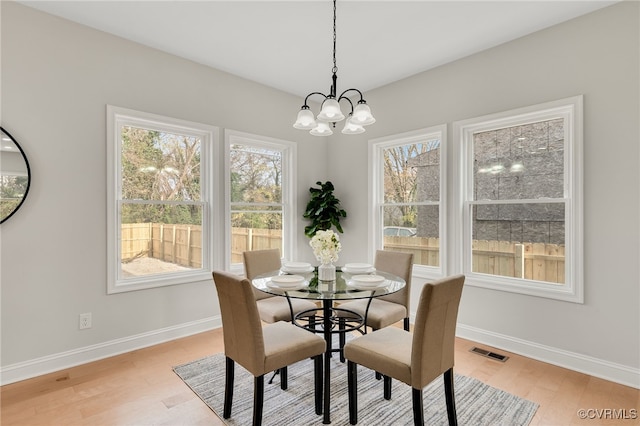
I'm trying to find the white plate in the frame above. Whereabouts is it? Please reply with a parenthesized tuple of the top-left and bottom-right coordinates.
(270, 275, 305, 287)
(284, 261, 311, 269)
(342, 266, 376, 274)
(350, 275, 386, 286)
(281, 265, 314, 273)
(347, 281, 387, 291)
(281, 262, 313, 273)
(267, 281, 306, 291)
(343, 263, 373, 273)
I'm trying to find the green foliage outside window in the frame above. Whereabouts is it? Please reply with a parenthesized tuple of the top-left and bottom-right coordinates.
(120, 126, 202, 225)
(230, 144, 282, 230)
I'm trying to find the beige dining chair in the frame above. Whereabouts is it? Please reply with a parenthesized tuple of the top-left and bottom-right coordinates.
(337, 250, 413, 363)
(343, 274, 465, 426)
(212, 270, 326, 426)
(243, 248, 317, 323)
(339, 250, 414, 332)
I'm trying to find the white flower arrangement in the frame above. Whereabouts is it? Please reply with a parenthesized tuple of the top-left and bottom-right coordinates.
(309, 229, 342, 265)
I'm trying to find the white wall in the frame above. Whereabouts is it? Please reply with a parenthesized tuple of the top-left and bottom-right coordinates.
(0, 2, 326, 377)
(328, 2, 639, 387)
(1, 1, 638, 388)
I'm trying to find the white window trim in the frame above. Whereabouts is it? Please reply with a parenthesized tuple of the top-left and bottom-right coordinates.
(453, 95, 584, 303)
(106, 105, 219, 294)
(224, 130, 297, 274)
(369, 125, 447, 279)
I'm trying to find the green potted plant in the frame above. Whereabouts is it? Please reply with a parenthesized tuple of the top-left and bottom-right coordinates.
(303, 181, 347, 238)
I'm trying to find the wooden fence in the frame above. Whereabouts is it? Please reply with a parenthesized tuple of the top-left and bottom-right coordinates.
(230, 227, 282, 264)
(384, 236, 440, 267)
(120, 223, 153, 262)
(120, 224, 280, 267)
(121, 224, 565, 283)
(472, 240, 565, 284)
(385, 236, 565, 284)
(120, 223, 204, 268)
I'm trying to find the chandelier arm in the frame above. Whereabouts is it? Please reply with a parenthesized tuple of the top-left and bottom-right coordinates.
(336, 96, 354, 114)
(302, 91, 330, 107)
(337, 88, 366, 104)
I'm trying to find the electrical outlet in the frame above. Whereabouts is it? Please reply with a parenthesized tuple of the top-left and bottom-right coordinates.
(79, 313, 92, 330)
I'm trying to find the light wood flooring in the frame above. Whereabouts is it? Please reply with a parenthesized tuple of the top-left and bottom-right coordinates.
(1, 327, 638, 426)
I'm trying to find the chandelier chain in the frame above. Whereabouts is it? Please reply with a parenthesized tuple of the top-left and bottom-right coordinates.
(332, 0, 337, 74)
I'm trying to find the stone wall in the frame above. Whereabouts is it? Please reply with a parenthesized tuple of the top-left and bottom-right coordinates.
(412, 118, 565, 244)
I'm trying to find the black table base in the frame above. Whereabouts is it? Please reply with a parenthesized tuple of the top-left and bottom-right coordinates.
(293, 302, 367, 424)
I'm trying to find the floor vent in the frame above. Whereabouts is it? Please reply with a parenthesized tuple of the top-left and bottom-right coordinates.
(470, 346, 509, 362)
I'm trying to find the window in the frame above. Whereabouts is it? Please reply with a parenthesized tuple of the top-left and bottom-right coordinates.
(107, 106, 218, 293)
(225, 130, 296, 271)
(370, 125, 446, 273)
(455, 96, 583, 302)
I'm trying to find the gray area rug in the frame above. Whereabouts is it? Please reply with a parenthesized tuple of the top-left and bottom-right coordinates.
(174, 352, 538, 426)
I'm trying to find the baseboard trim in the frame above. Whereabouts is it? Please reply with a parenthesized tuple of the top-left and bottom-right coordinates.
(0, 315, 222, 386)
(457, 323, 639, 389)
(3, 317, 637, 390)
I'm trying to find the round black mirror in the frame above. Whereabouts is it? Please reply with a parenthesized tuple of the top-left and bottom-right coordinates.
(1, 127, 31, 224)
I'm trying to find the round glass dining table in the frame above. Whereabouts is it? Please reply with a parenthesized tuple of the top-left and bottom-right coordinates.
(252, 268, 405, 424)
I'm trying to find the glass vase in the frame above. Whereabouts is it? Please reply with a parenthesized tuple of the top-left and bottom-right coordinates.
(318, 262, 336, 281)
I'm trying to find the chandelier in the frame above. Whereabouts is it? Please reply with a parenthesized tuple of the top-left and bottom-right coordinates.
(293, 0, 375, 136)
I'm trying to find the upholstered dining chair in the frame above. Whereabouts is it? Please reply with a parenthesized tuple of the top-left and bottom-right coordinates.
(243, 248, 318, 323)
(340, 250, 414, 330)
(337, 250, 413, 362)
(343, 274, 465, 426)
(212, 270, 326, 426)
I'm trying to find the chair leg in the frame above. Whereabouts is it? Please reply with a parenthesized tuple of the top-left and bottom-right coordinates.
(253, 375, 264, 426)
(280, 366, 288, 390)
(371, 327, 382, 380)
(223, 357, 234, 419)
(339, 318, 346, 363)
(412, 387, 424, 426)
(404, 317, 410, 331)
(444, 368, 458, 426)
(383, 375, 392, 400)
(347, 361, 358, 425)
(314, 355, 323, 415)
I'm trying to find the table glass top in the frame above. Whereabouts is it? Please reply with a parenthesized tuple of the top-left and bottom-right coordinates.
(252, 268, 405, 301)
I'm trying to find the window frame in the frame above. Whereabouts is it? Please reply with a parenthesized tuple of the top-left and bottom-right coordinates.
(224, 130, 297, 274)
(453, 96, 584, 302)
(106, 105, 219, 294)
(369, 125, 447, 279)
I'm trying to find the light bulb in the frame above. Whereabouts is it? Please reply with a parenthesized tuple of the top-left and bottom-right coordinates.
(341, 116, 365, 134)
(310, 122, 333, 136)
(293, 108, 317, 130)
(353, 102, 375, 125)
(317, 98, 345, 122)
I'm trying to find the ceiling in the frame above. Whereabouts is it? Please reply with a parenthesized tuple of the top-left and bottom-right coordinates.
(17, 1, 618, 98)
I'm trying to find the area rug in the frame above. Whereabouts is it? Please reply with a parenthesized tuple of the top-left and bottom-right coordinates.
(174, 352, 538, 426)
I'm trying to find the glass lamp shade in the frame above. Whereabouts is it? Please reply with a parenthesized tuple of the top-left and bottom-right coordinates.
(352, 103, 376, 126)
(317, 98, 345, 122)
(293, 108, 317, 130)
(310, 121, 333, 136)
(341, 116, 365, 134)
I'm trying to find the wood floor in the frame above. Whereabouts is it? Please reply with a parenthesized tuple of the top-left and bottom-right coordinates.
(1, 327, 638, 426)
